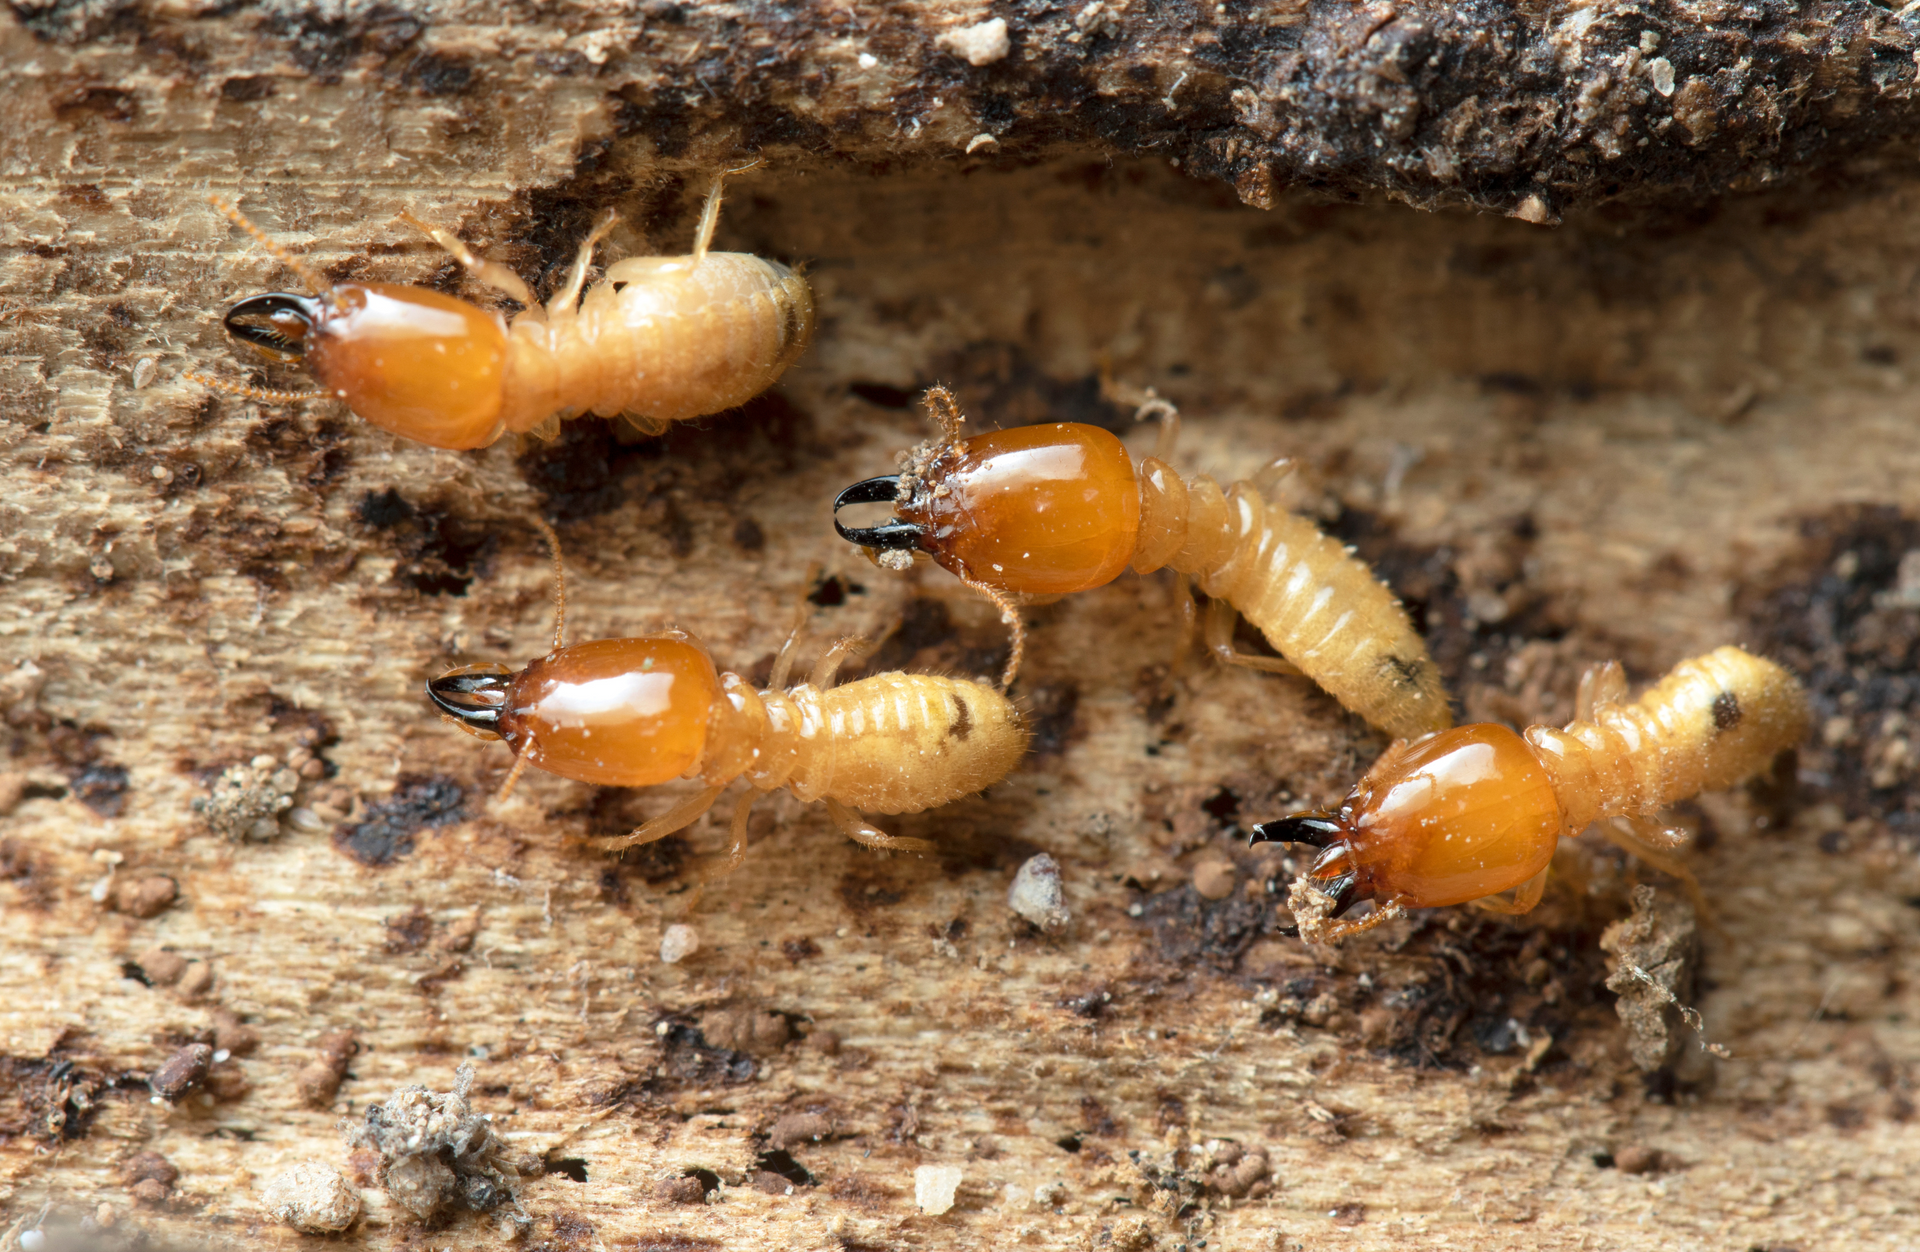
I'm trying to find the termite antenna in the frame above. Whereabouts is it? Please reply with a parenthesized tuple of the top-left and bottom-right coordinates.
(1097, 370, 1181, 458)
(493, 751, 532, 806)
(961, 575, 1026, 692)
(921, 384, 966, 444)
(181, 371, 328, 404)
(527, 514, 567, 652)
(207, 193, 329, 295)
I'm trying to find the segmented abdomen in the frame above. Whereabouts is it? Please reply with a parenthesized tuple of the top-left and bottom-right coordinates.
(1139, 462, 1452, 739)
(800, 674, 1028, 815)
(1525, 645, 1808, 830)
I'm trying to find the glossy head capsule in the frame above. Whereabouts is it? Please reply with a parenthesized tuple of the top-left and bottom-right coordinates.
(229, 285, 509, 449)
(1257, 725, 1562, 917)
(894, 422, 1142, 595)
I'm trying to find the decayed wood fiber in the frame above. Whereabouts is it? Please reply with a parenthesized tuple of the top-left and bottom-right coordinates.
(8, 0, 1920, 218)
(4, 3, 1920, 1251)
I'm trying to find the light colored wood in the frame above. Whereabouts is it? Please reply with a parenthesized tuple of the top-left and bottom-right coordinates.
(5, 5, 1920, 1250)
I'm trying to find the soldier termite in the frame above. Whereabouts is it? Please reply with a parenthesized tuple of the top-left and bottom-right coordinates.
(1249, 645, 1809, 943)
(187, 173, 814, 451)
(427, 520, 1028, 876)
(832, 386, 1452, 739)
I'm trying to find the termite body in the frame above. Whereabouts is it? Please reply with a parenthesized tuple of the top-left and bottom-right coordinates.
(834, 389, 1451, 739)
(1250, 645, 1809, 943)
(192, 178, 813, 451)
(428, 525, 1027, 872)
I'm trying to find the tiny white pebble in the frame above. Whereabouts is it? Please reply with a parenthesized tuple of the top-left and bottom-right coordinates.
(915, 1163, 963, 1215)
(857, 51, 878, 68)
(262, 1161, 362, 1233)
(21, 1231, 46, 1252)
(1007, 853, 1070, 930)
(212, 1049, 230, 1063)
(936, 16, 1011, 66)
(90, 876, 112, 903)
(660, 924, 700, 964)
(288, 807, 324, 832)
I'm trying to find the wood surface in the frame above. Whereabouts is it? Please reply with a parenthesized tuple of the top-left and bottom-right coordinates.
(3, 3, 1920, 1250)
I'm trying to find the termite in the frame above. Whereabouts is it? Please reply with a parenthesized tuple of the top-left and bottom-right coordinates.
(1249, 645, 1809, 943)
(187, 173, 814, 451)
(427, 520, 1028, 874)
(832, 387, 1452, 739)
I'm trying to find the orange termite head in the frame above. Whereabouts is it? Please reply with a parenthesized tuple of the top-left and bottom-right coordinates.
(833, 420, 1142, 596)
(1250, 726, 1564, 918)
(428, 637, 721, 789)
(221, 283, 508, 450)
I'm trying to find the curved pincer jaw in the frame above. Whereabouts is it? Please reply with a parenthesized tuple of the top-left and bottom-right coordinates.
(223, 292, 323, 364)
(1250, 808, 1364, 917)
(1247, 810, 1346, 850)
(428, 663, 514, 740)
(832, 475, 926, 563)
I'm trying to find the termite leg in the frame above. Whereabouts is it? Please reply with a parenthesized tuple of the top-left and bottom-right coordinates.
(1575, 660, 1629, 722)
(547, 208, 621, 317)
(1203, 597, 1303, 677)
(1597, 815, 1709, 917)
(692, 177, 725, 263)
(809, 636, 876, 690)
(1171, 573, 1198, 675)
(399, 209, 536, 308)
(1252, 456, 1298, 496)
(770, 562, 823, 690)
(678, 789, 757, 915)
(691, 158, 765, 263)
(588, 784, 726, 852)
(1469, 865, 1550, 916)
(823, 798, 936, 855)
(1134, 394, 1181, 461)
(716, 790, 757, 877)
